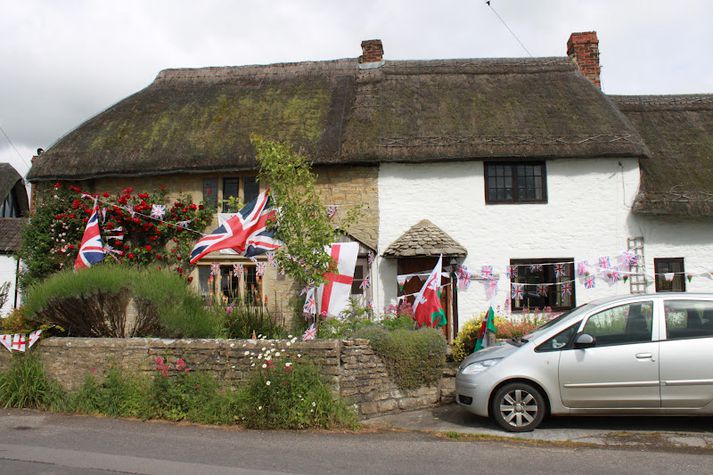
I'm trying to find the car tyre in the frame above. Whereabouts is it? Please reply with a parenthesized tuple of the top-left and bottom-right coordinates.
(490, 382, 546, 432)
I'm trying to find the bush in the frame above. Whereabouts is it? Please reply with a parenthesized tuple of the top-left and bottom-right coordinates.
(23, 265, 221, 338)
(68, 369, 150, 418)
(452, 310, 553, 362)
(0, 353, 65, 410)
(235, 358, 358, 430)
(222, 303, 287, 339)
(355, 326, 447, 391)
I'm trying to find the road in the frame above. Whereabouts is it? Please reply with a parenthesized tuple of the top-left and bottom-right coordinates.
(0, 409, 711, 474)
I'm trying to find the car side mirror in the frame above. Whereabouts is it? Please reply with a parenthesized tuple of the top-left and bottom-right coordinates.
(574, 333, 596, 349)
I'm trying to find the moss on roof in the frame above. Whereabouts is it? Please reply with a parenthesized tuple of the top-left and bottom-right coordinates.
(29, 57, 647, 182)
(613, 95, 713, 217)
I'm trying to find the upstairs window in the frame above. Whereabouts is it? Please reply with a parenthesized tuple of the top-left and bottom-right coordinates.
(485, 162, 547, 204)
(654, 258, 686, 292)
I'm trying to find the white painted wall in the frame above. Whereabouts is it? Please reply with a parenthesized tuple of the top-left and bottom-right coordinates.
(0, 255, 19, 316)
(377, 158, 713, 329)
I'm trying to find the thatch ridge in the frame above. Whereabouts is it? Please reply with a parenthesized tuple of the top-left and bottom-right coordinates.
(611, 95, 713, 217)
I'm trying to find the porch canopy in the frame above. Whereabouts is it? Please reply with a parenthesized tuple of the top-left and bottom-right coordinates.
(383, 219, 467, 258)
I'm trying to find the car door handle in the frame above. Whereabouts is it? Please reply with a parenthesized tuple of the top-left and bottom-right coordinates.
(635, 352, 655, 361)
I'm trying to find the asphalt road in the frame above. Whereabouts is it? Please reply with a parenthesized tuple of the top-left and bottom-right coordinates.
(1, 409, 712, 475)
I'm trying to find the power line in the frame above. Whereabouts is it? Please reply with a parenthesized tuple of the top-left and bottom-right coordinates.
(485, 1, 533, 58)
(0, 122, 32, 171)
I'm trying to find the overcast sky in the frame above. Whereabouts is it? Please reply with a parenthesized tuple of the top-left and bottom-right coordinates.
(2, 0, 712, 177)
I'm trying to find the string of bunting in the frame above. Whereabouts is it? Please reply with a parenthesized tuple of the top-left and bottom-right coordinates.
(0, 328, 47, 353)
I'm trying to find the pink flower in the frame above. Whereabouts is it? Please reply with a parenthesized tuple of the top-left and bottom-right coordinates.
(175, 358, 187, 371)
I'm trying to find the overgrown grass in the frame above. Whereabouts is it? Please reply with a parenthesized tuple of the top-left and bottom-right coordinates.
(0, 351, 357, 430)
(235, 361, 358, 430)
(0, 353, 65, 410)
(23, 265, 221, 338)
(222, 303, 287, 339)
(355, 326, 447, 391)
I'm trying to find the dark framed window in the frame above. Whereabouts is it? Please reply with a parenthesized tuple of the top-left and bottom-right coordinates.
(655, 258, 686, 292)
(485, 162, 547, 204)
(243, 176, 259, 204)
(510, 258, 575, 311)
(222, 178, 240, 212)
(351, 258, 368, 295)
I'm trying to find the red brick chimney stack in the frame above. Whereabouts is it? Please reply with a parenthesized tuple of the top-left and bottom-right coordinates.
(359, 39, 384, 63)
(567, 31, 601, 89)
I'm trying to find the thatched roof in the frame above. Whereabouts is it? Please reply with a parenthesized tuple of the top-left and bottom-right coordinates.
(383, 219, 467, 258)
(0, 218, 27, 253)
(613, 95, 713, 217)
(0, 163, 29, 216)
(28, 57, 647, 181)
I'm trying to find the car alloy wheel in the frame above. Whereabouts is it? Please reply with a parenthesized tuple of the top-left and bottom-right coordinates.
(491, 382, 546, 432)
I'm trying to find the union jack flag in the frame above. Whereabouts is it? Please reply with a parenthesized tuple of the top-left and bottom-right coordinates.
(511, 283, 524, 300)
(584, 275, 596, 289)
(561, 281, 573, 297)
(529, 264, 543, 272)
(537, 284, 548, 297)
(303, 323, 317, 341)
(190, 189, 281, 264)
(302, 287, 316, 317)
(480, 265, 493, 280)
(74, 201, 106, 270)
(554, 263, 565, 278)
(598, 256, 611, 271)
(577, 261, 588, 277)
(506, 265, 517, 279)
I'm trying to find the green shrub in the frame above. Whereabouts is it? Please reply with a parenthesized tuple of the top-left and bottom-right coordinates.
(236, 360, 358, 430)
(0, 353, 65, 410)
(223, 303, 287, 339)
(355, 326, 447, 391)
(68, 369, 151, 418)
(23, 265, 220, 338)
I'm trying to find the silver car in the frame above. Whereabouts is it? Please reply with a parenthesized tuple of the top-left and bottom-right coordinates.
(455, 293, 713, 432)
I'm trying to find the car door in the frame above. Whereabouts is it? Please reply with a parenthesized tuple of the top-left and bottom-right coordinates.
(559, 300, 660, 408)
(659, 298, 713, 408)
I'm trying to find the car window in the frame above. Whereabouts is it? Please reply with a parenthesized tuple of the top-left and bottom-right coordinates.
(582, 301, 653, 346)
(664, 300, 713, 340)
(535, 322, 580, 352)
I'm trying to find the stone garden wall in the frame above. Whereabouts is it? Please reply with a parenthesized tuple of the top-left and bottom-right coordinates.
(0, 337, 455, 419)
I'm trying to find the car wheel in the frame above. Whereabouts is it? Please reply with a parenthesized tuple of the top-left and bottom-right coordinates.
(490, 382, 546, 432)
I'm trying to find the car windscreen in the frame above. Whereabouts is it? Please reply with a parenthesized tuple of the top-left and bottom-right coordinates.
(522, 303, 591, 341)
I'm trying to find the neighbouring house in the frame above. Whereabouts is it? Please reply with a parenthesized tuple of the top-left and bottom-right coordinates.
(27, 32, 713, 338)
(0, 163, 29, 315)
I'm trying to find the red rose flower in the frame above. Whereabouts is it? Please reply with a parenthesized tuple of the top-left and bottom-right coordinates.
(53, 182, 62, 189)
(68, 213, 76, 219)
(144, 245, 152, 251)
(128, 253, 135, 259)
(189, 203, 197, 210)
(69, 185, 81, 193)
(138, 193, 149, 200)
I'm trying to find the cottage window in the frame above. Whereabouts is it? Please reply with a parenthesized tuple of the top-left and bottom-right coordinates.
(222, 176, 259, 212)
(510, 258, 575, 312)
(654, 258, 686, 292)
(197, 263, 264, 306)
(485, 162, 547, 204)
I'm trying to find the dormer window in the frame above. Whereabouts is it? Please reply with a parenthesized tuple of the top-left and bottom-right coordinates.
(485, 162, 547, 204)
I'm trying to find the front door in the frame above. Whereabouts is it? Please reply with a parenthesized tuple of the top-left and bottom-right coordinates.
(559, 301, 660, 408)
(397, 257, 454, 341)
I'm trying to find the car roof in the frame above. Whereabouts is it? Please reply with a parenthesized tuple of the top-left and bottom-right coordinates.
(586, 292, 713, 307)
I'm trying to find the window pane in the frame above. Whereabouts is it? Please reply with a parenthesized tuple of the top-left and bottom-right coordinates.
(220, 265, 240, 304)
(243, 176, 259, 204)
(664, 300, 713, 340)
(486, 162, 545, 204)
(583, 302, 653, 346)
(351, 263, 364, 295)
(244, 265, 263, 306)
(222, 178, 239, 212)
(655, 258, 686, 292)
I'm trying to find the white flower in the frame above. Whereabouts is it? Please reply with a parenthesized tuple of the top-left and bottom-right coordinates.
(287, 334, 293, 339)
(274, 352, 280, 357)
(265, 355, 272, 361)
(265, 380, 271, 386)
(251, 363, 255, 367)
(262, 363, 267, 369)
(286, 342, 291, 347)
(257, 355, 262, 359)
(258, 405, 263, 410)
(285, 362, 292, 368)
(244, 351, 250, 356)
(312, 401, 316, 407)
(261, 347, 266, 351)
(291, 337, 298, 343)
(297, 353, 302, 358)
(257, 334, 263, 338)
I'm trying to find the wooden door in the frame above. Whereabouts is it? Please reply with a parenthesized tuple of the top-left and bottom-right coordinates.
(397, 257, 456, 341)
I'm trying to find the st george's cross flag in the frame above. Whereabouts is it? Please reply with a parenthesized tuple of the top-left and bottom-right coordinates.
(316, 242, 359, 318)
(190, 189, 280, 264)
(412, 255, 447, 328)
(0, 334, 11, 352)
(74, 199, 106, 270)
(11, 334, 26, 352)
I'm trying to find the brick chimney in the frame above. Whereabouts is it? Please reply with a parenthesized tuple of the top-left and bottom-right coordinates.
(359, 39, 383, 64)
(567, 31, 601, 88)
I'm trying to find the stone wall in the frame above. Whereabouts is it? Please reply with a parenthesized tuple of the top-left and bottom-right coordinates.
(0, 337, 454, 419)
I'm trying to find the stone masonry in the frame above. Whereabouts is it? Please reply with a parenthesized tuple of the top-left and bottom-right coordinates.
(0, 337, 454, 419)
